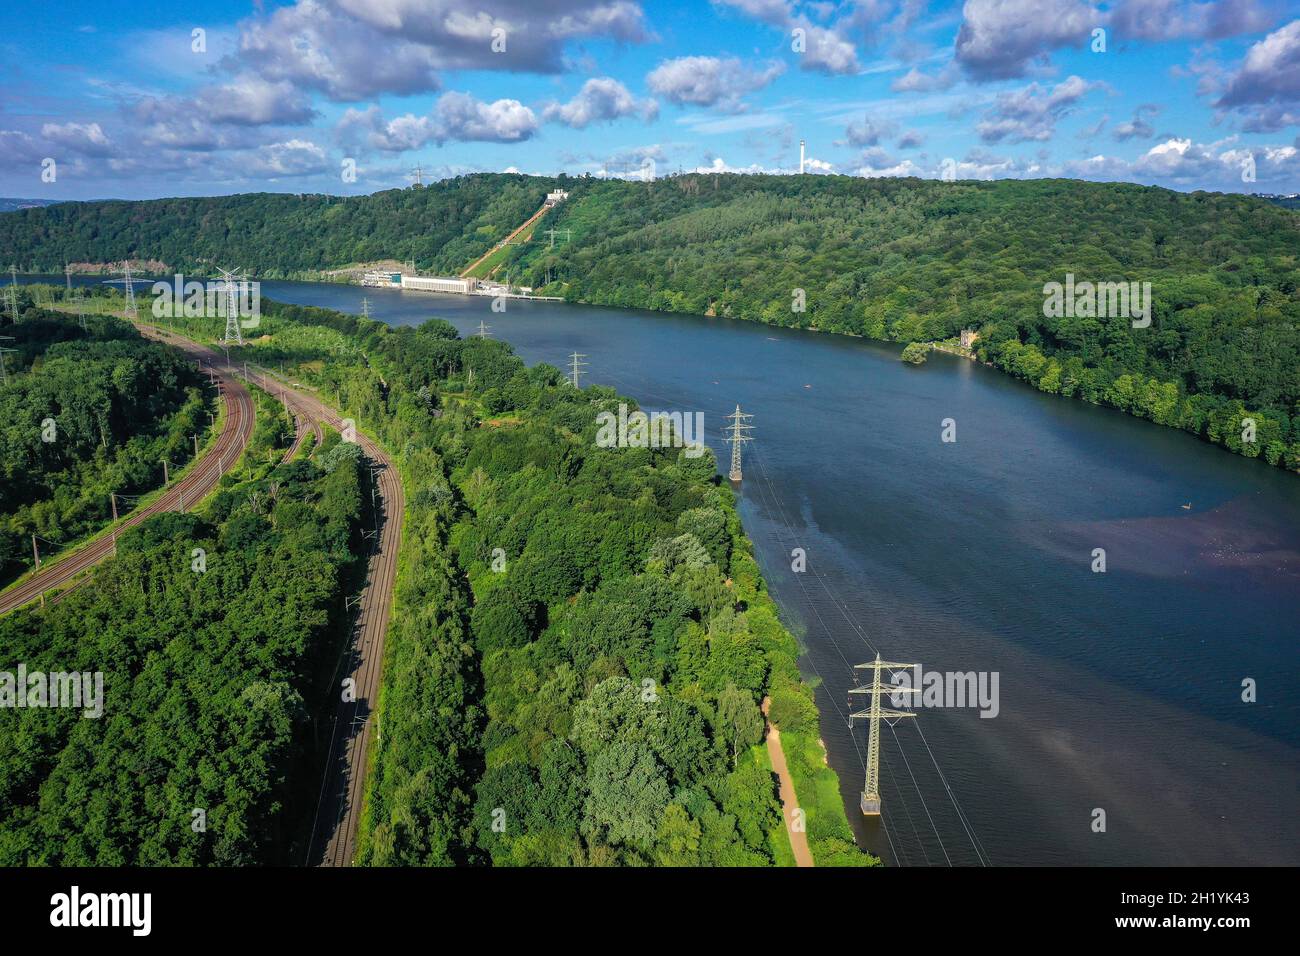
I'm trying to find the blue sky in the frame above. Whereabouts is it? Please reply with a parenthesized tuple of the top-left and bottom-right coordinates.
(1, 1, 1297, 199)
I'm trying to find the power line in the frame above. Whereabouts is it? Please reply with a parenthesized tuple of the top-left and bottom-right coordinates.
(745, 441, 988, 866)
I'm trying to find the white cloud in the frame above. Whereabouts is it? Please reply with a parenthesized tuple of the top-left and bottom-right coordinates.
(977, 75, 1101, 143)
(1216, 19, 1300, 131)
(954, 0, 1099, 80)
(431, 91, 539, 144)
(543, 78, 658, 128)
(39, 121, 113, 156)
(647, 56, 785, 110)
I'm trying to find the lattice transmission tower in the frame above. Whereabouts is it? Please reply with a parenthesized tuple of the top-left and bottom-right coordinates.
(215, 267, 245, 345)
(724, 405, 753, 482)
(848, 653, 920, 815)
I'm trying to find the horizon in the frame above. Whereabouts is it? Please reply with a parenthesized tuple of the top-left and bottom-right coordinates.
(1, 1, 1297, 201)
(3, 168, 1300, 210)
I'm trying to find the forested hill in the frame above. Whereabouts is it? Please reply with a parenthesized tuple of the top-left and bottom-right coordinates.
(0, 174, 560, 277)
(4, 173, 1298, 468)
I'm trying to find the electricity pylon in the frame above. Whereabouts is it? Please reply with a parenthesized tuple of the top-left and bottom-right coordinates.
(568, 351, 587, 387)
(476, 320, 492, 338)
(849, 653, 920, 815)
(410, 163, 424, 188)
(215, 267, 244, 345)
(101, 262, 140, 319)
(544, 228, 571, 250)
(0, 336, 16, 385)
(120, 261, 137, 318)
(724, 405, 753, 481)
(4, 268, 17, 321)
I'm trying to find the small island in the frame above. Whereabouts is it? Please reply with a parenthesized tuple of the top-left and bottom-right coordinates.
(901, 342, 931, 364)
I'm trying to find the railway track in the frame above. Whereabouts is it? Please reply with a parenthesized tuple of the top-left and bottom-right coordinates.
(137, 329, 402, 865)
(0, 330, 254, 616)
(236, 362, 403, 867)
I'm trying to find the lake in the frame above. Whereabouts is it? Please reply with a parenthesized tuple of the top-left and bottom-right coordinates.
(30, 276, 1300, 865)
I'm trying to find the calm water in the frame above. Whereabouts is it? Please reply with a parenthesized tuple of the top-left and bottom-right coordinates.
(35, 277, 1300, 865)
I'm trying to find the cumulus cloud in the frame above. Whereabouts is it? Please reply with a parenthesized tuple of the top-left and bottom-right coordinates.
(0, 130, 45, 170)
(977, 75, 1101, 143)
(892, 62, 959, 92)
(432, 91, 538, 143)
(897, 129, 926, 148)
(1113, 103, 1161, 141)
(1110, 0, 1274, 41)
(647, 56, 785, 110)
(713, 0, 862, 73)
(954, 0, 1099, 81)
(1063, 136, 1300, 188)
(233, 0, 651, 102)
(248, 139, 330, 177)
(841, 115, 897, 147)
(39, 121, 113, 156)
(337, 106, 435, 152)
(336, 92, 539, 152)
(1215, 19, 1300, 131)
(543, 77, 658, 127)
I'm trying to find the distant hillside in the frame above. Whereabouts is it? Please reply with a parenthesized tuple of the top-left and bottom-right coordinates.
(0, 176, 556, 277)
(0, 198, 60, 214)
(2, 172, 1297, 470)
(1260, 194, 1300, 210)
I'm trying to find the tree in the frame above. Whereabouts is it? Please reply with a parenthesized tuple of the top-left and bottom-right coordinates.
(716, 683, 764, 766)
(581, 741, 670, 850)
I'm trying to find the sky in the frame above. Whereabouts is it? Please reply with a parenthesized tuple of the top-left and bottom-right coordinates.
(1, 0, 1297, 199)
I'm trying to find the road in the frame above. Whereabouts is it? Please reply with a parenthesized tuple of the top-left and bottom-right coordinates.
(0, 329, 255, 616)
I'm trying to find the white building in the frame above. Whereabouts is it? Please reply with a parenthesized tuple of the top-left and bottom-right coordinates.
(545, 189, 570, 206)
(401, 275, 472, 294)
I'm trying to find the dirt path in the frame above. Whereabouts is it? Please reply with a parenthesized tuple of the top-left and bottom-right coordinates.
(763, 697, 814, 867)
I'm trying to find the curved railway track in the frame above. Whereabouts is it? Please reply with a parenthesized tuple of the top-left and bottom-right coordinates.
(3, 322, 402, 865)
(0, 330, 254, 616)
(133, 331, 402, 866)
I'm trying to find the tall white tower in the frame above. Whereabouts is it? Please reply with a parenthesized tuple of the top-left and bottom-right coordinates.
(799, 140, 806, 174)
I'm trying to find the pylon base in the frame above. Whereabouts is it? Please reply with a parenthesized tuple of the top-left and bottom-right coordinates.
(860, 792, 881, 815)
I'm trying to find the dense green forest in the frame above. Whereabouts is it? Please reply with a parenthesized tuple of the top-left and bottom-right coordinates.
(0, 176, 556, 278)
(0, 296, 211, 580)
(0, 360, 366, 864)
(184, 298, 872, 866)
(2, 172, 1296, 470)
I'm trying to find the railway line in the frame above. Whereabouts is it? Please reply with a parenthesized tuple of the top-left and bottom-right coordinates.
(0, 329, 254, 616)
(131, 329, 401, 865)
(237, 361, 403, 867)
(4, 320, 403, 866)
